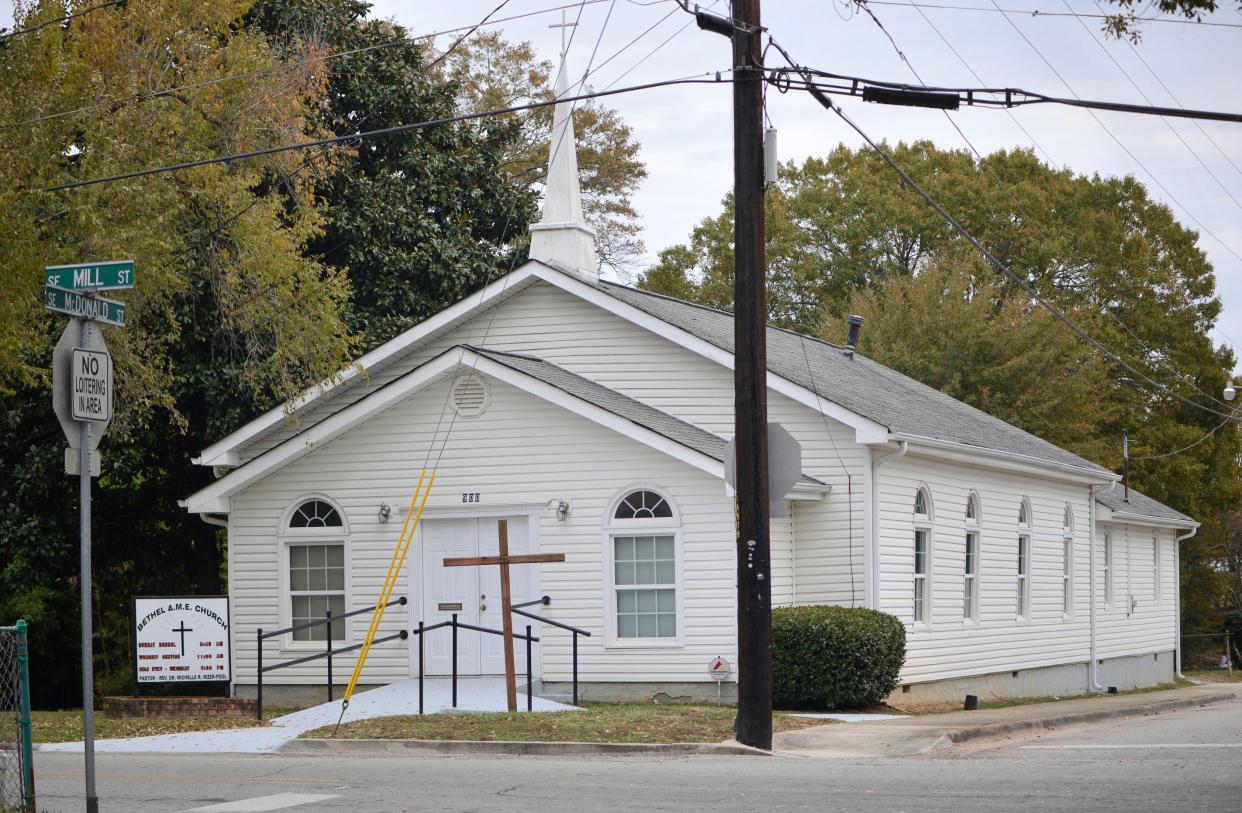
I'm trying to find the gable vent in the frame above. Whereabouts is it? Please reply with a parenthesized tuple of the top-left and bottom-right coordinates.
(451, 373, 489, 417)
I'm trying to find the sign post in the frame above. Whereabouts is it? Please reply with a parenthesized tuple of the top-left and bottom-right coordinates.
(46, 260, 132, 813)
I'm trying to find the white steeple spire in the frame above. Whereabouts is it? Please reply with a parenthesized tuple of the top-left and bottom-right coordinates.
(528, 60, 597, 278)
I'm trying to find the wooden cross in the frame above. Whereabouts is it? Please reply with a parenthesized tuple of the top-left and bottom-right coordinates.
(443, 519, 565, 712)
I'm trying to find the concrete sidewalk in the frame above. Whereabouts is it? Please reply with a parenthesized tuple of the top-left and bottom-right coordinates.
(774, 685, 1237, 758)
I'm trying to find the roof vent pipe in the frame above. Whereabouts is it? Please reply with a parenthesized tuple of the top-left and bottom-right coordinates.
(843, 315, 864, 359)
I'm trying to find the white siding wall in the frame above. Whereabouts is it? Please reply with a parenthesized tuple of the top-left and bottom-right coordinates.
(229, 373, 738, 687)
(877, 453, 1095, 682)
(260, 283, 870, 602)
(1095, 523, 1178, 660)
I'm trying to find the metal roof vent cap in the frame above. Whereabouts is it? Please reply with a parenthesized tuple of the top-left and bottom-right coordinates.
(843, 315, 864, 359)
(451, 372, 490, 417)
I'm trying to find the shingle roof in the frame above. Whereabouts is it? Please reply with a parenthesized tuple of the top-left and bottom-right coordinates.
(471, 346, 823, 484)
(1096, 486, 1197, 527)
(593, 280, 1116, 479)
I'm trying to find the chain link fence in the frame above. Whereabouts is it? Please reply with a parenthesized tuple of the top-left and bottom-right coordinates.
(0, 622, 34, 812)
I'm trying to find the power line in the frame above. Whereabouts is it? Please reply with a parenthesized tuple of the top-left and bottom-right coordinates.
(0, 0, 122, 42)
(765, 36, 1240, 423)
(40, 75, 733, 193)
(980, 0, 1242, 265)
(1130, 407, 1238, 460)
(862, 0, 1242, 28)
(1095, 0, 1242, 181)
(1058, 0, 1242, 217)
(774, 68, 1242, 124)
(844, 0, 1238, 411)
(3, 0, 619, 129)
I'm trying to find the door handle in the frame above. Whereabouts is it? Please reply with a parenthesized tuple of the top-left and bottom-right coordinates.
(480, 603, 487, 612)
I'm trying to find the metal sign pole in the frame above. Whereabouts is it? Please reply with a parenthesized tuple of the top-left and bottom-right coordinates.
(79, 318, 98, 813)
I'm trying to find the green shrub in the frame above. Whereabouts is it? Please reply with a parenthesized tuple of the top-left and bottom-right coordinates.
(772, 605, 906, 709)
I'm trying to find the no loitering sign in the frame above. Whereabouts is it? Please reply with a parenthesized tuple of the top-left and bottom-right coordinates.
(71, 348, 112, 422)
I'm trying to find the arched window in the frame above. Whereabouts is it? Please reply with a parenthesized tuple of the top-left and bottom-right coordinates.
(614, 490, 673, 520)
(964, 492, 981, 621)
(1016, 498, 1032, 620)
(1062, 504, 1074, 616)
(609, 489, 678, 640)
(289, 499, 342, 528)
(912, 486, 933, 624)
(284, 498, 347, 642)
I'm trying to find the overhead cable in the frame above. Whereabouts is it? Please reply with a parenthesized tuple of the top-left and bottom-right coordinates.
(40, 74, 735, 193)
(861, 0, 1242, 28)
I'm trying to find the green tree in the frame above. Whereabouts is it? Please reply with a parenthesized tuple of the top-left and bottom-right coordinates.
(642, 141, 1241, 631)
(832, 263, 1121, 464)
(0, 0, 355, 705)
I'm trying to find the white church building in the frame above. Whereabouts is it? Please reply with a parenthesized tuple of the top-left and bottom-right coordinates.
(186, 65, 1197, 706)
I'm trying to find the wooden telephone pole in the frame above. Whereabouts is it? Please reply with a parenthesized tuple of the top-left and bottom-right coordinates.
(730, 0, 772, 750)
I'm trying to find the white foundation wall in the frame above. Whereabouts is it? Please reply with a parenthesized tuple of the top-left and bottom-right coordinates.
(1094, 522, 1178, 661)
(876, 452, 1097, 683)
(227, 373, 739, 688)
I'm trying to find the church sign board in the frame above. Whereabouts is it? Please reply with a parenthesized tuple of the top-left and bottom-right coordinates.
(133, 597, 231, 684)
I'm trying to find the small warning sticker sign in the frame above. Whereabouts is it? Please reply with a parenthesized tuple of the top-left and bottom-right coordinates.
(708, 656, 731, 681)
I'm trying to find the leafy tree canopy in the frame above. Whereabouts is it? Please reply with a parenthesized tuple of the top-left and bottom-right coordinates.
(641, 141, 1241, 629)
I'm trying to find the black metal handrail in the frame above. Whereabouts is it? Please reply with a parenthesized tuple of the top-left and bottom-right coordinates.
(511, 595, 592, 705)
(254, 596, 408, 720)
(409, 597, 591, 714)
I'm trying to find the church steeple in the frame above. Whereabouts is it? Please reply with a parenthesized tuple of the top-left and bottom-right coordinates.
(528, 60, 597, 279)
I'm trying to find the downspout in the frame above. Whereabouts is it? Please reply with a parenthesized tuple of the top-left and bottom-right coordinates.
(1174, 526, 1198, 679)
(869, 441, 908, 610)
(1088, 480, 1116, 692)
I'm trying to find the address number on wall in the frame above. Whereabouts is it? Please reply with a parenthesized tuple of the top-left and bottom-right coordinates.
(461, 492, 481, 503)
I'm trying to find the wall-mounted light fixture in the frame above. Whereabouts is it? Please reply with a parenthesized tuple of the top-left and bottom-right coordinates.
(378, 503, 392, 524)
(556, 500, 571, 522)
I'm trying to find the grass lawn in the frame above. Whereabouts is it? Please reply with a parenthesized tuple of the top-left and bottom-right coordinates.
(31, 708, 295, 744)
(301, 703, 830, 743)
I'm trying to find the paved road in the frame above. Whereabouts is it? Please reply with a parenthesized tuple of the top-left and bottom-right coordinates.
(33, 695, 1242, 812)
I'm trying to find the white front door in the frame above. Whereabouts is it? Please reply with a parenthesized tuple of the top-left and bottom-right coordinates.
(416, 515, 537, 676)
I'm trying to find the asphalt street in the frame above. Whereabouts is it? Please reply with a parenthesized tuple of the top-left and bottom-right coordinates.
(32, 694, 1242, 812)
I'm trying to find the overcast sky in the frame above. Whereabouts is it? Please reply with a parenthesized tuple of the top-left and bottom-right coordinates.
(7, 1, 1240, 368)
(400, 0, 1242, 373)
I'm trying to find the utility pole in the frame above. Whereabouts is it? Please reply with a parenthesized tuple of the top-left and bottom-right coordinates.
(730, 0, 772, 750)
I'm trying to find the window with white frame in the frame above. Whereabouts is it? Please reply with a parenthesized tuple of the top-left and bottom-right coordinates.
(610, 490, 678, 640)
(964, 493, 980, 621)
(1062, 504, 1074, 616)
(1103, 530, 1114, 608)
(1017, 498, 1032, 619)
(1153, 531, 1162, 603)
(913, 487, 933, 624)
(285, 499, 346, 642)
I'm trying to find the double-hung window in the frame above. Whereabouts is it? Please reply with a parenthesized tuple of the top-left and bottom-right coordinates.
(964, 493, 980, 622)
(913, 487, 933, 624)
(610, 490, 679, 641)
(1153, 531, 1162, 604)
(286, 499, 347, 642)
(1062, 505, 1074, 616)
(1017, 498, 1032, 620)
(1103, 531, 1114, 608)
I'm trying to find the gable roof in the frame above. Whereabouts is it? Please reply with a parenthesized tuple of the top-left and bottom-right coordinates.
(186, 344, 821, 513)
(1096, 486, 1198, 529)
(591, 279, 1117, 480)
(195, 262, 1115, 482)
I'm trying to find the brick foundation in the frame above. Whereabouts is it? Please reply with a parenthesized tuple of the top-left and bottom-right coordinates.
(102, 695, 257, 719)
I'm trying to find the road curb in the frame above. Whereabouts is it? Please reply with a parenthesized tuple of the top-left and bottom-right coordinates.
(281, 737, 770, 757)
(944, 690, 1237, 745)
